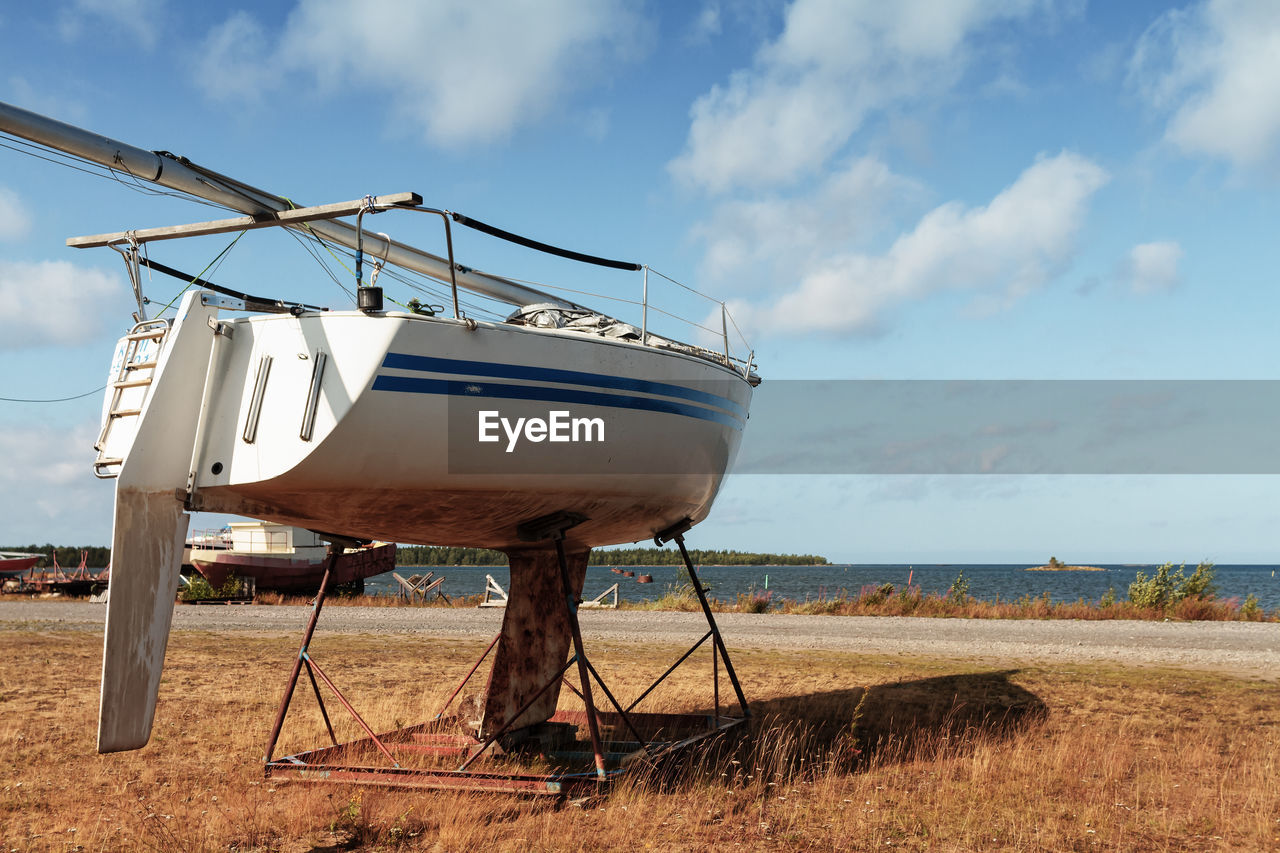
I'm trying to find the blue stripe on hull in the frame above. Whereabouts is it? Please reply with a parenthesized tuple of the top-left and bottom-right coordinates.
(380, 352, 746, 419)
(371, 374, 743, 428)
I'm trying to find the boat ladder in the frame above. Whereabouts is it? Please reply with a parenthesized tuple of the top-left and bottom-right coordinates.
(93, 319, 170, 478)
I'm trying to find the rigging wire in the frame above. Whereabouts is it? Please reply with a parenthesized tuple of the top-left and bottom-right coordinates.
(284, 223, 507, 320)
(153, 229, 248, 315)
(0, 133, 233, 212)
(2, 132, 754, 354)
(1, 386, 106, 403)
(283, 227, 348, 293)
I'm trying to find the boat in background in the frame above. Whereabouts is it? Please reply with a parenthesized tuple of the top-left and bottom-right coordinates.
(0, 552, 41, 577)
(188, 521, 395, 594)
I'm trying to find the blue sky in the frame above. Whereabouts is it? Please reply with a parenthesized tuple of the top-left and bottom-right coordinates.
(2, 0, 1279, 563)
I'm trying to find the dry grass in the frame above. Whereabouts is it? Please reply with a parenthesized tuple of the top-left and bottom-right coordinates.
(251, 591, 486, 608)
(771, 587, 1279, 621)
(0, 628, 1276, 851)
(253, 582, 1279, 622)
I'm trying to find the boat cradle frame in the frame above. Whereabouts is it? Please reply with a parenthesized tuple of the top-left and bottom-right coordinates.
(262, 516, 750, 797)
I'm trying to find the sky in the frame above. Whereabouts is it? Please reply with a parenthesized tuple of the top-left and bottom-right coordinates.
(2, 0, 1280, 563)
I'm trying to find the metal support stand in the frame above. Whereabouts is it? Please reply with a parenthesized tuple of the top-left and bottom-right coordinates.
(547, 521, 608, 780)
(263, 514, 750, 797)
(263, 541, 342, 763)
(655, 517, 750, 719)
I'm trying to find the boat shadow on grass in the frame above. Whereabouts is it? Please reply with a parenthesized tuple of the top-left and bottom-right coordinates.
(657, 670, 1047, 786)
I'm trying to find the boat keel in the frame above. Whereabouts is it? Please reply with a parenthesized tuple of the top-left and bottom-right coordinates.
(479, 543, 591, 737)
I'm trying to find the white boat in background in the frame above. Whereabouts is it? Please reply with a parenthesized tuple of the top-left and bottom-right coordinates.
(188, 522, 394, 594)
(0, 100, 759, 755)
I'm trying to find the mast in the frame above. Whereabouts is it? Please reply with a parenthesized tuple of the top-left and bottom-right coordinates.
(0, 100, 576, 310)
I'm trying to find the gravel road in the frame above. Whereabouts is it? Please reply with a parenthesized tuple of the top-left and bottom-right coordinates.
(3, 601, 1277, 678)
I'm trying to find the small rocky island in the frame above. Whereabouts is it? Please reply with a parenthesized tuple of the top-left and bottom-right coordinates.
(1026, 556, 1106, 572)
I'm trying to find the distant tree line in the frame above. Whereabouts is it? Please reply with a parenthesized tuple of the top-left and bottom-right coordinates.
(4, 543, 827, 570)
(396, 545, 827, 566)
(396, 545, 508, 566)
(0, 545, 112, 569)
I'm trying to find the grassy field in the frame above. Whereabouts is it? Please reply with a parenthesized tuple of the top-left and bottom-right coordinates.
(0, 629, 1276, 851)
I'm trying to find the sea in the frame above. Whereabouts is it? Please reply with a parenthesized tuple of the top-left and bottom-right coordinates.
(366, 563, 1280, 611)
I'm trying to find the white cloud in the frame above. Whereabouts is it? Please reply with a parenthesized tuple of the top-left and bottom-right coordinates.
(277, 0, 645, 147)
(0, 260, 126, 349)
(669, 0, 1050, 194)
(1130, 0, 1280, 168)
(0, 187, 29, 241)
(193, 11, 270, 103)
(0, 419, 113, 544)
(694, 155, 924, 288)
(59, 0, 164, 50)
(724, 151, 1108, 335)
(1123, 241, 1184, 293)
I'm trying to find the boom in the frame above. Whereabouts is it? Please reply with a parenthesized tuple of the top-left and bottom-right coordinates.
(0, 100, 575, 310)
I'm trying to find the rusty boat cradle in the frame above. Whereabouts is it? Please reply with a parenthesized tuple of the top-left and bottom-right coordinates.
(2, 551, 108, 597)
(263, 515, 749, 796)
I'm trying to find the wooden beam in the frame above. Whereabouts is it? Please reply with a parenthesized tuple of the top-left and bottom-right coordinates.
(67, 192, 423, 248)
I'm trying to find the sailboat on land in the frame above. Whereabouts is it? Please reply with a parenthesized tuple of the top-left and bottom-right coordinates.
(0, 100, 758, 758)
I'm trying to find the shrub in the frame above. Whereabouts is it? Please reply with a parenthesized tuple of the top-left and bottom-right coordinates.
(1177, 561, 1217, 600)
(647, 581, 702, 611)
(179, 572, 248, 602)
(1241, 593, 1262, 621)
(736, 588, 773, 613)
(947, 571, 970, 605)
(859, 583, 896, 606)
(1128, 561, 1216, 611)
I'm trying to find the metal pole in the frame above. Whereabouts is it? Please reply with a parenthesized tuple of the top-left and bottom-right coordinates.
(674, 535, 749, 718)
(721, 302, 730, 365)
(355, 207, 366, 288)
(457, 657, 578, 772)
(434, 632, 501, 720)
(263, 544, 342, 763)
(624, 629, 713, 713)
(713, 641, 720, 729)
(581, 657, 648, 749)
(304, 660, 338, 746)
(304, 654, 400, 768)
(555, 538, 607, 780)
(641, 266, 649, 346)
(441, 213, 461, 319)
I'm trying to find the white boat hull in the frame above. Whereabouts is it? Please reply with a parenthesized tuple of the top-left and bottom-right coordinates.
(183, 302, 751, 550)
